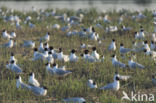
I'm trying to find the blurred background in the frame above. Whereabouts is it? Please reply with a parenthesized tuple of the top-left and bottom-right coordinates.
(0, 0, 154, 11)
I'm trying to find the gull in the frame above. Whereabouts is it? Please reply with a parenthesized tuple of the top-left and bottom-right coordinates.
(10, 30, 16, 38)
(43, 48, 49, 58)
(1, 38, 14, 48)
(114, 72, 131, 81)
(46, 63, 55, 75)
(66, 31, 73, 37)
(2, 29, 12, 39)
(87, 26, 93, 33)
(137, 12, 146, 19)
(96, 23, 103, 28)
(69, 49, 79, 62)
(10, 60, 22, 74)
(151, 33, 156, 42)
(150, 40, 156, 51)
(63, 97, 86, 103)
(29, 22, 35, 28)
(61, 24, 71, 32)
(70, 16, 83, 22)
(79, 29, 87, 37)
(44, 42, 49, 49)
(138, 29, 145, 39)
(80, 43, 93, 49)
(5, 61, 12, 69)
(52, 63, 72, 77)
(100, 74, 120, 91)
(152, 75, 156, 85)
(83, 50, 96, 62)
(154, 22, 156, 33)
(16, 75, 30, 89)
(26, 16, 31, 22)
(28, 85, 48, 96)
(52, 24, 60, 29)
(143, 41, 150, 51)
(90, 32, 99, 41)
(135, 31, 140, 39)
(103, 15, 110, 23)
(23, 40, 35, 48)
(40, 32, 50, 42)
(106, 26, 118, 33)
(108, 39, 116, 51)
(46, 51, 54, 64)
(38, 42, 44, 53)
(128, 57, 144, 69)
(144, 49, 156, 59)
(87, 79, 97, 88)
(121, 25, 131, 31)
(16, 20, 21, 29)
(118, 16, 123, 24)
(32, 48, 45, 61)
(89, 27, 99, 41)
(54, 13, 67, 22)
(91, 47, 100, 60)
(111, 54, 126, 68)
(57, 48, 69, 62)
(28, 72, 40, 87)
(120, 43, 131, 54)
(9, 52, 17, 64)
(48, 46, 57, 59)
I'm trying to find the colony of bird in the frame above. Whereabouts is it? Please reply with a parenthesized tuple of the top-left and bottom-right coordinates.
(1, 7, 156, 102)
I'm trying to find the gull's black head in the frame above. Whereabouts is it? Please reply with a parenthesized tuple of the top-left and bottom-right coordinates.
(15, 75, 20, 79)
(71, 49, 76, 53)
(34, 48, 38, 51)
(111, 54, 115, 58)
(115, 76, 120, 81)
(2, 29, 6, 32)
(80, 53, 84, 57)
(29, 72, 33, 76)
(43, 86, 48, 90)
(47, 32, 50, 35)
(151, 40, 154, 44)
(48, 51, 52, 54)
(44, 42, 47, 46)
(120, 43, 123, 46)
(144, 40, 148, 44)
(92, 47, 96, 51)
(93, 81, 96, 85)
(44, 48, 48, 51)
(92, 27, 95, 32)
(59, 48, 62, 52)
(11, 52, 14, 56)
(83, 28, 86, 32)
(143, 49, 147, 52)
(45, 63, 49, 66)
(84, 50, 89, 54)
(52, 63, 56, 67)
(49, 46, 53, 50)
(10, 60, 15, 64)
(140, 26, 143, 28)
(112, 39, 115, 42)
(152, 75, 155, 79)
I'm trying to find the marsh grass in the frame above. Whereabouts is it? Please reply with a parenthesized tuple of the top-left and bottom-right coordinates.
(0, 7, 155, 103)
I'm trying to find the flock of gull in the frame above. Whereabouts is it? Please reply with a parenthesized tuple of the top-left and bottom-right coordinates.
(1, 7, 156, 103)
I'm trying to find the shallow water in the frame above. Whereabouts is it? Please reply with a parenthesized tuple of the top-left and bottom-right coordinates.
(0, 1, 155, 12)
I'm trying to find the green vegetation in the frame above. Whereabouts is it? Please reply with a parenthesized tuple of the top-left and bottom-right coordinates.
(0, 7, 155, 103)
